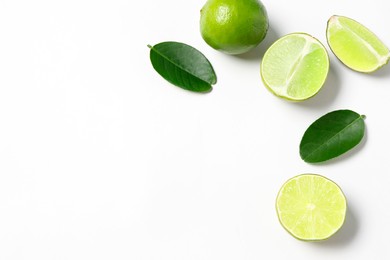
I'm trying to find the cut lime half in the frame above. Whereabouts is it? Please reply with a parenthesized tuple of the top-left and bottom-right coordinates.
(260, 33, 329, 101)
(327, 15, 390, 73)
(276, 174, 347, 241)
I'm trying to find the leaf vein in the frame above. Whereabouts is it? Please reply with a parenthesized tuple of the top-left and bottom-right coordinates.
(151, 46, 211, 86)
(303, 115, 363, 161)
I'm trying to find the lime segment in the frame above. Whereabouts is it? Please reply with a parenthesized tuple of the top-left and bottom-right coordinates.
(260, 33, 329, 101)
(276, 174, 347, 241)
(326, 15, 390, 73)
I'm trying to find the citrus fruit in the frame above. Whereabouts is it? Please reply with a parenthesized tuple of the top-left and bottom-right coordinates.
(260, 33, 329, 101)
(276, 174, 347, 241)
(199, 0, 268, 55)
(326, 15, 390, 73)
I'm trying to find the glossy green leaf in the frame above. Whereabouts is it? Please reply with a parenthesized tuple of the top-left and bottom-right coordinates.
(300, 109, 365, 163)
(148, 41, 217, 92)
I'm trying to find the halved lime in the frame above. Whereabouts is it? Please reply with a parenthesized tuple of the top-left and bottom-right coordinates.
(326, 15, 390, 73)
(260, 33, 329, 101)
(276, 174, 347, 241)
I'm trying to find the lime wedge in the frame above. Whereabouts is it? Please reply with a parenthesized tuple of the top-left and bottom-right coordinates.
(326, 15, 390, 73)
(260, 33, 329, 101)
(276, 174, 347, 241)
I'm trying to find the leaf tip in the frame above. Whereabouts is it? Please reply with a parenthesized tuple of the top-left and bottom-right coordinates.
(203, 86, 213, 93)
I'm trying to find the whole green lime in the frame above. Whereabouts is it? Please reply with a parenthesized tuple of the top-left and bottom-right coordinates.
(200, 0, 268, 55)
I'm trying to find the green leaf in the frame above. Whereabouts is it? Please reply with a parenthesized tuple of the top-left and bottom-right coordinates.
(148, 41, 217, 92)
(299, 109, 365, 163)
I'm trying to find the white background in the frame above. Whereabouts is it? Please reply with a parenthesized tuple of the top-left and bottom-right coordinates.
(0, 0, 389, 259)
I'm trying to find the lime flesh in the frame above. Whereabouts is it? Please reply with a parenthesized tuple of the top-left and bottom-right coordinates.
(276, 174, 347, 241)
(260, 33, 329, 101)
(200, 0, 268, 55)
(327, 15, 390, 73)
